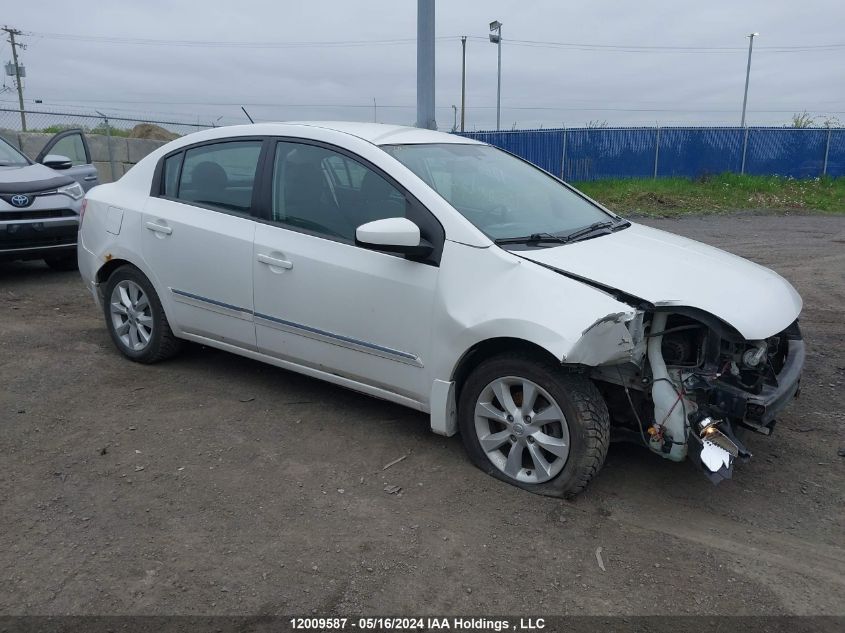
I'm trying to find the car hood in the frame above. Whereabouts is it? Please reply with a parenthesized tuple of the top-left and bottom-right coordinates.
(512, 223, 802, 340)
(0, 163, 74, 193)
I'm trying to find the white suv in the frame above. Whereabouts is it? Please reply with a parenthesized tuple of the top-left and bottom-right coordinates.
(78, 122, 804, 496)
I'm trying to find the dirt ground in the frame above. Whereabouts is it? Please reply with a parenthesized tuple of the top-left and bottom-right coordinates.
(1, 213, 843, 617)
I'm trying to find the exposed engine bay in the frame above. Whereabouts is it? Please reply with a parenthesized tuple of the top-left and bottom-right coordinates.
(589, 309, 805, 483)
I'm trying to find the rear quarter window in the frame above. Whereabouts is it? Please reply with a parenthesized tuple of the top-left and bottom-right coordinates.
(162, 153, 183, 197)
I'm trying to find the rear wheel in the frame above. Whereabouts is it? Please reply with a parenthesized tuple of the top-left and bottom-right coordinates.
(103, 265, 181, 363)
(458, 353, 610, 497)
(44, 255, 77, 271)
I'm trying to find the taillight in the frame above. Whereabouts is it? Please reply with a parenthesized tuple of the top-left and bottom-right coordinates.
(78, 198, 88, 230)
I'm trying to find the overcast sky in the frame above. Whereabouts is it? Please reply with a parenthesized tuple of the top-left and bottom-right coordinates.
(2, 0, 843, 131)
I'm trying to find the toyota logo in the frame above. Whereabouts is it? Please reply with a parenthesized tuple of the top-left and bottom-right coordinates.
(10, 194, 31, 208)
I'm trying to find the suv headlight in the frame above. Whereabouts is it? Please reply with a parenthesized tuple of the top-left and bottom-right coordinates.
(58, 182, 84, 200)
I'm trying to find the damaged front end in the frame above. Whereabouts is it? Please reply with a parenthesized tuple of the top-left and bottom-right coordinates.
(586, 309, 805, 484)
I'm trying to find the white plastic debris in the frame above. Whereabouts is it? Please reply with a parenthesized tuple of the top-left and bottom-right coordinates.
(701, 440, 732, 472)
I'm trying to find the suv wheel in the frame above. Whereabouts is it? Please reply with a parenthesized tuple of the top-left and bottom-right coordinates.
(44, 255, 78, 271)
(458, 353, 610, 497)
(103, 265, 181, 363)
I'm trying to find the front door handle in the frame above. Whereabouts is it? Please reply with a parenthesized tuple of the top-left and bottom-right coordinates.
(257, 253, 293, 270)
(145, 221, 172, 235)
(83, 175, 98, 181)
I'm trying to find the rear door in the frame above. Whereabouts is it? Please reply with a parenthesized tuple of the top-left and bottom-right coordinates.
(35, 129, 100, 190)
(141, 138, 267, 350)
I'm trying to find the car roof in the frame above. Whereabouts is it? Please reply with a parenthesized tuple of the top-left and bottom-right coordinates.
(217, 121, 483, 146)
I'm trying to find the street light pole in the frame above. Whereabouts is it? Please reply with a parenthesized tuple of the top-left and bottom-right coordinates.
(489, 20, 502, 131)
(416, 0, 436, 130)
(460, 36, 467, 132)
(740, 32, 758, 128)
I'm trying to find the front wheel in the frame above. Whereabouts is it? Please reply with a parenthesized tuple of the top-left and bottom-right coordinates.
(458, 354, 610, 497)
(102, 265, 181, 363)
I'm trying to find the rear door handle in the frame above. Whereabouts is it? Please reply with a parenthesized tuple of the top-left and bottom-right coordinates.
(145, 221, 172, 235)
(257, 253, 293, 269)
(83, 175, 98, 181)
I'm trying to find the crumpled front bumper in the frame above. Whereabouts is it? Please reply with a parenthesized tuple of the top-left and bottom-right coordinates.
(711, 338, 805, 434)
(746, 339, 805, 426)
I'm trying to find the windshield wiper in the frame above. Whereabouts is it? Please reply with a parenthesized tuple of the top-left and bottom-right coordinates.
(494, 232, 570, 246)
(495, 220, 630, 247)
(561, 219, 629, 243)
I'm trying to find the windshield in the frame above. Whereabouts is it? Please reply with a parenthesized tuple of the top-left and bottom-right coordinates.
(0, 138, 29, 167)
(381, 143, 615, 241)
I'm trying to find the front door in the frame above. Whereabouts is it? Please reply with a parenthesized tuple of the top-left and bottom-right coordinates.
(141, 138, 265, 349)
(36, 129, 100, 190)
(253, 140, 443, 402)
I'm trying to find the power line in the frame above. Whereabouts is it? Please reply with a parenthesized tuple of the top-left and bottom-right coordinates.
(6, 98, 842, 115)
(26, 31, 460, 49)
(464, 35, 845, 54)
(22, 29, 845, 53)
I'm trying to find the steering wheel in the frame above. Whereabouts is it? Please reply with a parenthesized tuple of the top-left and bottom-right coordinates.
(287, 216, 345, 239)
(459, 203, 509, 223)
(487, 203, 510, 222)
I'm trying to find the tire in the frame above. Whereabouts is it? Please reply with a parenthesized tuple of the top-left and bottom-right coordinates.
(458, 353, 610, 498)
(44, 255, 78, 271)
(102, 265, 181, 363)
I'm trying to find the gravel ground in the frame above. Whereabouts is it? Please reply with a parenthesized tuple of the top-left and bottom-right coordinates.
(1, 213, 843, 616)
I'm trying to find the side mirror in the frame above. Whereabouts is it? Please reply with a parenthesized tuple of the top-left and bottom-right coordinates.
(355, 217, 433, 258)
(41, 154, 73, 170)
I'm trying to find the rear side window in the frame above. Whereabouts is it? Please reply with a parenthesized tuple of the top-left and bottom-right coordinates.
(172, 141, 262, 215)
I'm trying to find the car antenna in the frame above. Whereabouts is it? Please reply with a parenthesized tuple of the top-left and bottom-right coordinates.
(241, 106, 254, 124)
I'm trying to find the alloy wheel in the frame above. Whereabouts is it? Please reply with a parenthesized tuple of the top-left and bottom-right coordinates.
(474, 376, 570, 484)
(110, 280, 154, 351)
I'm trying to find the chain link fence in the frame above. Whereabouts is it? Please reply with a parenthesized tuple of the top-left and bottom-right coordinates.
(0, 107, 214, 137)
(3, 107, 844, 182)
(0, 107, 220, 182)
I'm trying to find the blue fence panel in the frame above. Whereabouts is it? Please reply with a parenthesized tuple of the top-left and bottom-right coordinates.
(657, 128, 743, 178)
(745, 128, 829, 178)
(563, 128, 656, 181)
(463, 129, 563, 177)
(823, 129, 845, 177)
(459, 127, 844, 181)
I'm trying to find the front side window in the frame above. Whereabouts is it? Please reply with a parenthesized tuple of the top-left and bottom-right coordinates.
(174, 141, 262, 214)
(271, 141, 407, 241)
(49, 133, 88, 165)
(381, 143, 615, 241)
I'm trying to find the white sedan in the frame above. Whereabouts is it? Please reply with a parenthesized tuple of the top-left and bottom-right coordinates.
(78, 122, 804, 496)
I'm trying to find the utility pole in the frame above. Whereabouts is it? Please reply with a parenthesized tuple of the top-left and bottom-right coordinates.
(460, 36, 467, 132)
(2, 26, 27, 131)
(489, 21, 502, 130)
(416, 0, 436, 130)
(740, 32, 758, 128)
